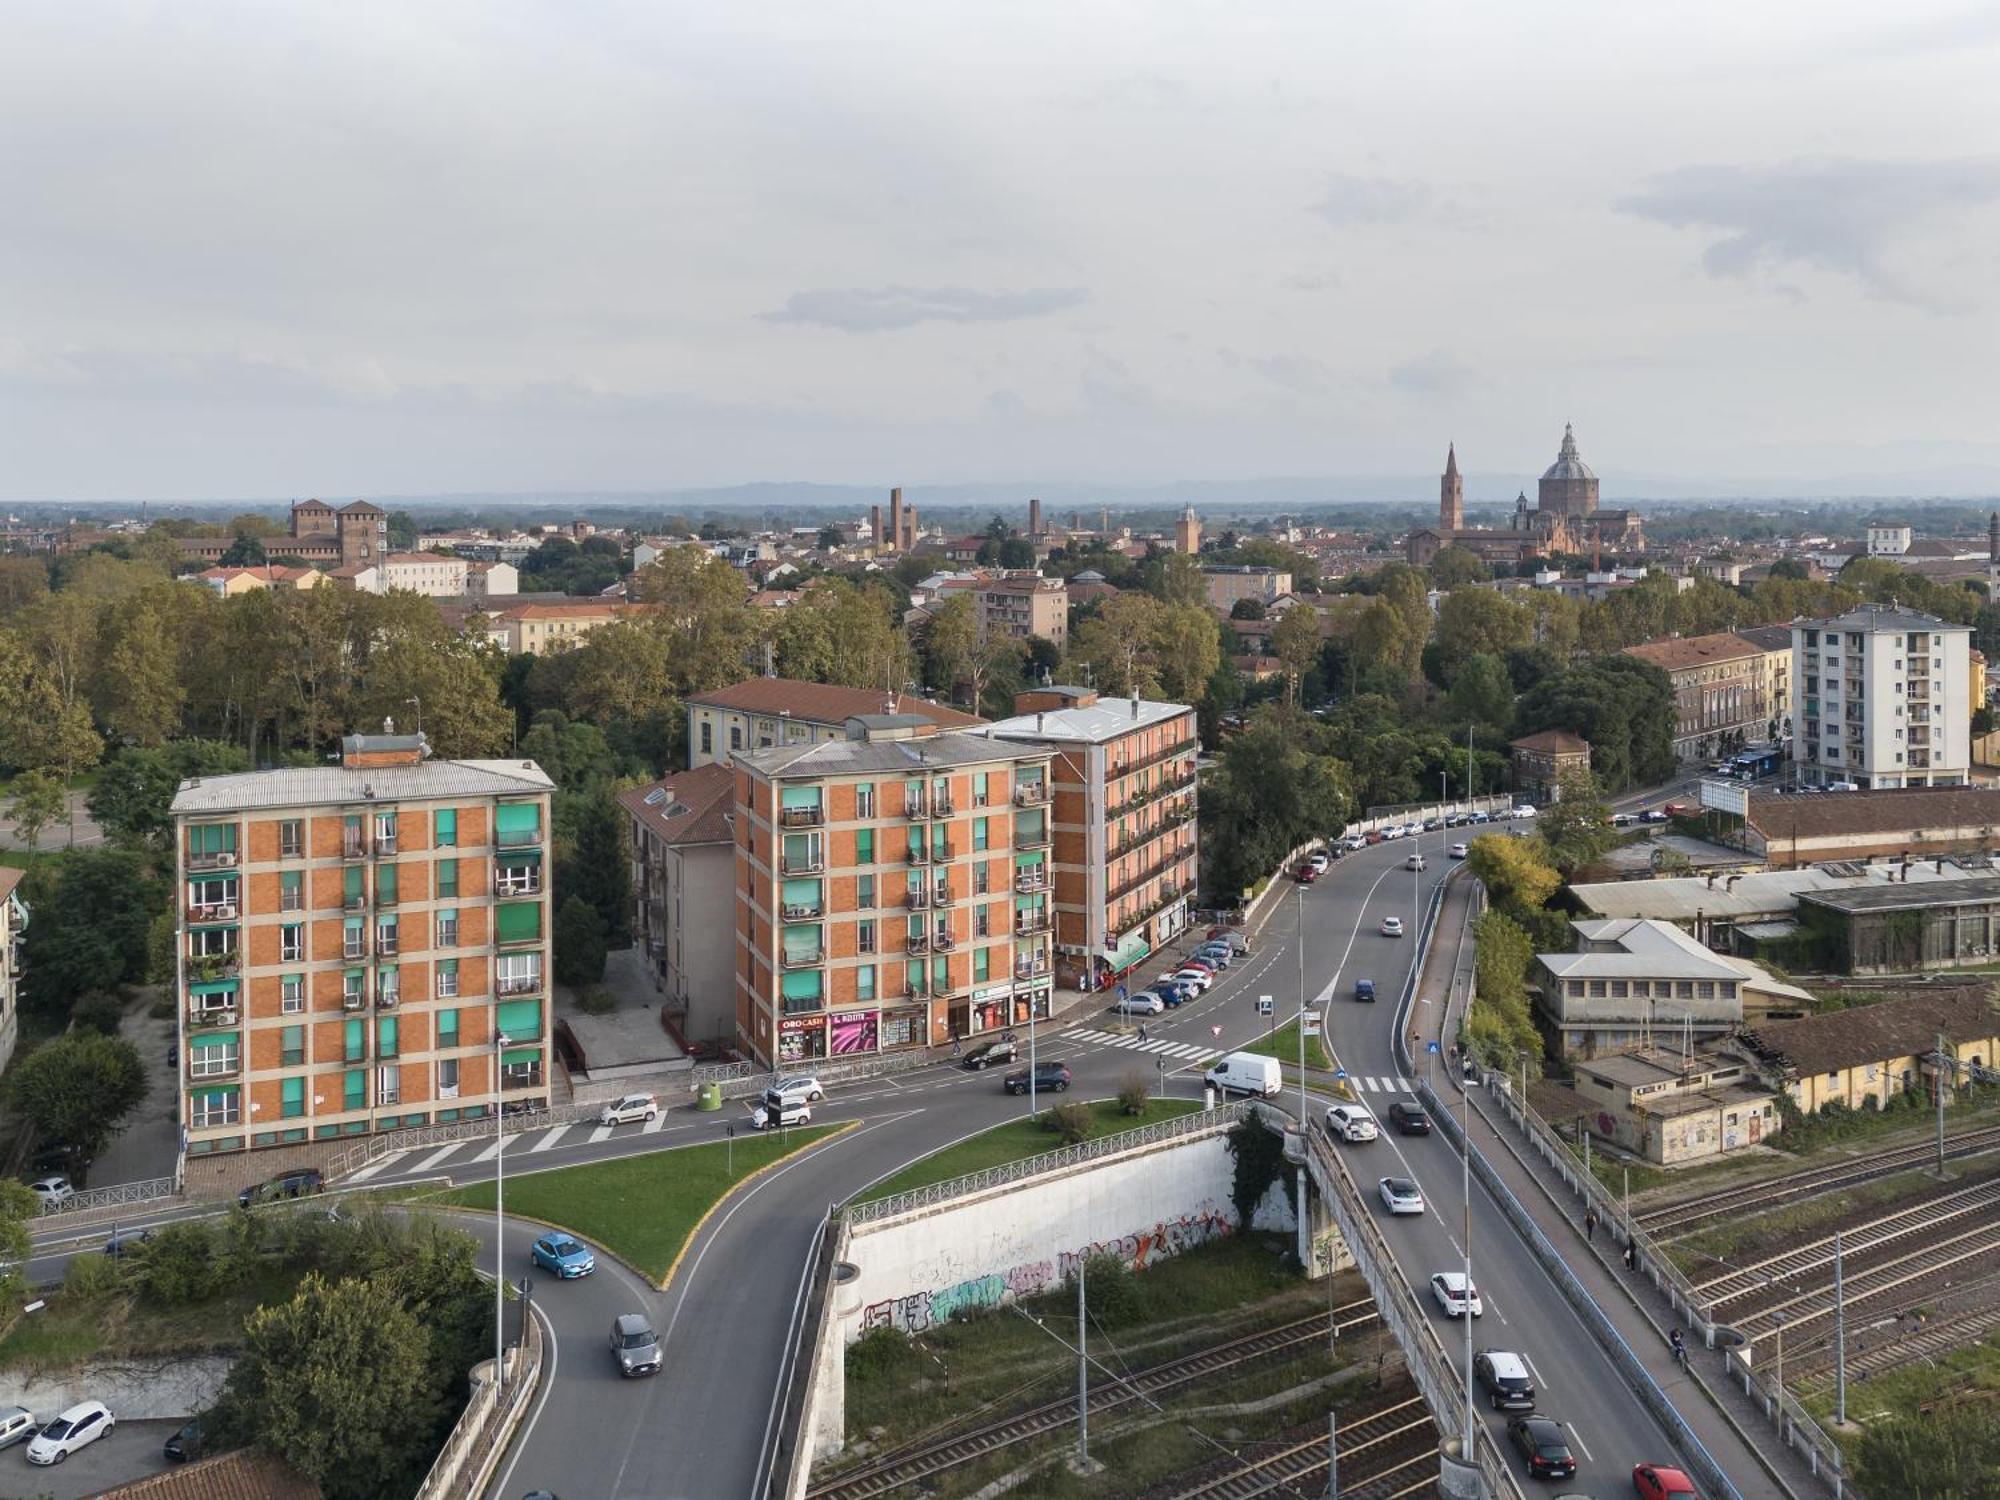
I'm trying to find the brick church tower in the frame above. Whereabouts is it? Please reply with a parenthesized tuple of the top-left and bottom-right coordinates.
(1440, 444, 1464, 532)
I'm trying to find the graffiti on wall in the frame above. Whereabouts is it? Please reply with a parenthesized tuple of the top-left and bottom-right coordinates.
(858, 1209, 1231, 1334)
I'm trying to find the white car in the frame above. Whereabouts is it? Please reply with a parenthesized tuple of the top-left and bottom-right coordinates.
(1307, 851, 1331, 873)
(768, 1075, 825, 1105)
(1378, 1176, 1425, 1215)
(598, 1093, 659, 1126)
(1325, 1104, 1378, 1142)
(27, 1401, 112, 1465)
(1168, 968, 1213, 992)
(1380, 916, 1405, 938)
(1382, 824, 1405, 840)
(1430, 1271, 1484, 1318)
(1449, 842, 1469, 859)
(26, 1175, 72, 1210)
(1342, 835, 1366, 852)
(1512, 805, 1537, 819)
(751, 1097, 812, 1131)
(1110, 993, 1166, 1016)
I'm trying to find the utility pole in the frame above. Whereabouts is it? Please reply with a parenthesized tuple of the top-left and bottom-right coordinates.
(1935, 1032, 1948, 1178)
(1325, 1408, 1339, 1499)
(1834, 1229, 1847, 1426)
(1771, 1310, 1786, 1406)
(1460, 1079, 1474, 1462)
(1076, 1259, 1090, 1467)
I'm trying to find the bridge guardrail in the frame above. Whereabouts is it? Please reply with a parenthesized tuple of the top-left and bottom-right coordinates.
(38, 1175, 177, 1218)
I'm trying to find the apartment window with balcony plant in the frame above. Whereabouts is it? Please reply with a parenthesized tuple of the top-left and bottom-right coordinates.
(281, 974, 304, 1014)
(281, 1076, 306, 1118)
(279, 819, 304, 858)
(281, 924, 304, 963)
(280, 870, 303, 913)
(436, 908, 458, 948)
(436, 958, 459, 998)
(188, 876, 237, 916)
(435, 808, 457, 847)
(437, 858, 458, 899)
(497, 953, 541, 995)
(188, 925, 236, 959)
(281, 1024, 306, 1067)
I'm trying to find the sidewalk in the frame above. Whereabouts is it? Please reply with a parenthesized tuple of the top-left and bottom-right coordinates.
(1421, 883, 1835, 1500)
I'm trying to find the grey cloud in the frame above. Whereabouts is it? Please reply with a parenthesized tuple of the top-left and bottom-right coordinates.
(1388, 351, 1477, 400)
(761, 285, 1087, 332)
(1310, 173, 1434, 226)
(1618, 157, 2000, 308)
(1247, 355, 1334, 397)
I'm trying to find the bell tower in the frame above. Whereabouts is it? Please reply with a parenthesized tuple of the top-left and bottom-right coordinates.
(1440, 444, 1464, 532)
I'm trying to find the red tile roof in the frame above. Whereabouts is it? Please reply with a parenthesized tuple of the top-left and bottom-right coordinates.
(687, 677, 984, 729)
(617, 762, 738, 847)
(1622, 632, 1760, 672)
(1510, 729, 1591, 755)
(98, 1449, 318, 1499)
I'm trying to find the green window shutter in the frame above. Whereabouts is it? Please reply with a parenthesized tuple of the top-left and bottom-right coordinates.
(496, 903, 541, 943)
(344, 1070, 366, 1109)
(344, 1018, 364, 1056)
(974, 772, 988, 799)
(855, 829, 873, 864)
(281, 1025, 304, 1051)
(344, 867, 363, 900)
(345, 814, 363, 836)
(931, 957, 948, 988)
(781, 924, 820, 958)
(496, 999, 542, 1038)
(378, 1015, 398, 1053)
(376, 864, 397, 904)
(779, 970, 822, 1002)
(193, 1030, 240, 1051)
(502, 1046, 541, 1067)
(438, 1009, 459, 1045)
(189, 978, 239, 997)
(496, 803, 541, 836)
(435, 809, 457, 846)
(780, 879, 820, 910)
(281, 871, 301, 898)
(857, 964, 875, 1001)
(974, 948, 989, 982)
(780, 787, 820, 809)
(437, 859, 458, 898)
(974, 817, 988, 851)
(281, 1077, 305, 1117)
(906, 959, 923, 990)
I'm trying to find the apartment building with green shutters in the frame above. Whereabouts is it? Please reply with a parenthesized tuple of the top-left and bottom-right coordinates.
(169, 726, 555, 1159)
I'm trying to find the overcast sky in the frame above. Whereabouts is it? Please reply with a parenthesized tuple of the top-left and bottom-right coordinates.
(4, 2, 1999, 502)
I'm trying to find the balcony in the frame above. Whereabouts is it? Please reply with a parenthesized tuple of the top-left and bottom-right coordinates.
(186, 902, 238, 924)
(780, 947, 825, 969)
(497, 826, 543, 849)
(501, 1068, 544, 1092)
(781, 806, 824, 829)
(343, 940, 367, 961)
(902, 798, 926, 819)
(905, 846, 932, 864)
(342, 991, 365, 1011)
(376, 987, 400, 1008)
(1015, 912, 1051, 936)
(907, 889, 933, 910)
(375, 835, 399, 857)
(1015, 869, 1049, 893)
(188, 1006, 237, 1029)
(780, 852, 825, 875)
(494, 870, 543, 897)
(1013, 828, 1051, 850)
(1014, 957, 1050, 981)
(1014, 783, 1048, 807)
(933, 932, 956, 951)
(927, 796, 955, 819)
(344, 891, 366, 912)
(187, 1052, 241, 1081)
(185, 953, 240, 982)
(779, 902, 823, 922)
(342, 836, 367, 861)
(498, 972, 543, 996)
(376, 934, 400, 957)
(186, 849, 237, 872)
(907, 933, 932, 954)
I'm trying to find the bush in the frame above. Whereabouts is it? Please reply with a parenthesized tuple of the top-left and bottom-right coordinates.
(1069, 1251, 1144, 1327)
(71, 991, 125, 1036)
(140, 1221, 220, 1307)
(1117, 1073, 1151, 1116)
(147, 995, 175, 1021)
(847, 1326, 918, 1382)
(62, 1250, 123, 1302)
(1043, 1101, 1095, 1143)
(575, 985, 617, 1016)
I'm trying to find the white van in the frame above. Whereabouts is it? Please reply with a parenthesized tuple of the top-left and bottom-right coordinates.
(1204, 1052, 1283, 1098)
(1405, 852, 1427, 872)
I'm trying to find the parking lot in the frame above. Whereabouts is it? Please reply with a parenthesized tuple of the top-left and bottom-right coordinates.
(0, 1417, 180, 1499)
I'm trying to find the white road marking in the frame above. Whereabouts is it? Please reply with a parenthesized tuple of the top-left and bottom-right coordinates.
(412, 1142, 468, 1173)
(641, 1113, 666, 1134)
(469, 1139, 504, 1162)
(1522, 1353, 1545, 1385)
(528, 1125, 571, 1153)
(1566, 1422, 1595, 1461)
(588, 1124, 615, 1143)
(345, 1150, 407, 1183)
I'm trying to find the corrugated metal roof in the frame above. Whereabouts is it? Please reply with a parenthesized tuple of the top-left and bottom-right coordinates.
(987, 697, 1192, 744)
(1570, 861, 1998, 922)
(170, 758, 552, 814)
(740, 729, 1044, 779)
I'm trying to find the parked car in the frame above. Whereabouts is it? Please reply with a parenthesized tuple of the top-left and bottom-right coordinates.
(1325, 1104, 1378, 1142)
(1380, 917, 1404, 938)
(1449, 842, 1469, 859)
(1193, 945, 1234, 967)
(1512, 805, 1537, 819)
(610, 1313, 662, 1377)
(1430, 1270, 1483, 1318)
(1474, 1351, 1536, 1411)
(1109, 992, 1165, 1017)
(1380, 823, 1404, 840)
(1168, 967, 1213, 992)
(1405, 853, 1427, 872)
(1632, 1463, 1700, 1500)
(961, 1036, 1019, 1070)
(1611, 811, 1637, 827)
(1469, 810, 1492, 824)
(27, 1401, 113, 1465)
(1364, 829, 1383, 846)
(1307, 851, 1331, 873)
(531, 1232, 597, 1279)
(598, 1093, 659, 1126)
(26, 1175, 73, 1210)
(1004, 1062, 1072, 1096)
(1206, 928, 1251, 954)
(0, 1407, 35, 1451)
(1377, 1176, 1425, 1215)
(1151, 983, 1193, 1007)
(1181, 956, 1220, 974)
(1353, 978, 1376, 1003)
(751, 1095, 813, 1130)
(1507, 1415, 1576, 1480)
(1342, 835, 1367, 852)
(1387, 1100, 1432, 1135)
(238, 1168, 323, 1209)
(1641, 809, 1669, 823)
(768, 1075, 825, 1105)
(103, 1229, 151, 1258)
(162, 1419, 205, 1461)
(1293, 863, 1320, 884)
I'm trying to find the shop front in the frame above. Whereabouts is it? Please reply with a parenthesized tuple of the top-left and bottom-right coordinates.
(879, 1005, 928, 1051)
(970, 984, 1012, 1035)
(828, 1009, 877, 1056)
(777, 1013, 825, 1065)
(1012, 980, 1053, 1025)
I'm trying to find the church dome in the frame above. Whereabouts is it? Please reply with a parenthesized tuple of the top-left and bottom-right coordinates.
(1541, 423, 1595, 482)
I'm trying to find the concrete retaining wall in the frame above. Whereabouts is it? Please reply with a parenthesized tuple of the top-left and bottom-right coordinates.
(2, 1355, 231, 1420)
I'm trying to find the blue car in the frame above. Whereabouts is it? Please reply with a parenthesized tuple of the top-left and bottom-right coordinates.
(531, 1232, 596, 1279)
(1150, 983, 1191, 1007)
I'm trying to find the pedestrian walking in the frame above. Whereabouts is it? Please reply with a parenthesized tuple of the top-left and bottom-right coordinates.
(1623, 1241, 1637, 1273)
(1584, 1208, 1598, 1241)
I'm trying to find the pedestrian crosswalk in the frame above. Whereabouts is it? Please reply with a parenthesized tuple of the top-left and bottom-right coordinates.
(1353, 1075, 1416, 1094)
(1067, 1028, 1219, 1063)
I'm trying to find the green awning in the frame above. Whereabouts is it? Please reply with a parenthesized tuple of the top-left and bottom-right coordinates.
(194, 1083, 240, 1097)
(496, 803, 541, 835)
(496, 999, 542, 1037)
(192, 1031, 239, 1049)
(1107, 931, 1151, 971)
(502, 1046, 541, 1067)
(189, 979, 239, 997)
(780, 787, 821, 809)
(496, 902, 542, 943)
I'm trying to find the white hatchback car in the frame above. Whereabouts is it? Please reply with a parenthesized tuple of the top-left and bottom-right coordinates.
(751, 1096, 813, 1131)
(1449, 842, 1469, 859)
(768, 1075, 825, 1105)
(1380, 916, 1405, 938)
(598, 1093, 659, 1126)
(27, 1401, 112, 1465)
(1110, 993, 1166, 1016)
(1430, 1270, 1484, 1318)
(1168, 968, 1213, 992)
(0, 1406, 34, 1450)
(26, 1176, 72, 1210)
(1325, 1104, 1379, 1142)
(1378, 1176, 1425, 1215)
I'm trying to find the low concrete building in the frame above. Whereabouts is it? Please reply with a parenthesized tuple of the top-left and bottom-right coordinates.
(1202, 566, 1292, 612)
(1571, 1046, 1782, 1163)
(616, 765, 737, 1049)
(685, 678, 983, 769)
(1794, 871, 2000, 973)
(1532, 917, 1814, 1058)
(1729, 990, 2000, 1114)
(1740, 785, 2000, 867)
(464, 559, 519, 599)
(1510, 729, 1591, 805)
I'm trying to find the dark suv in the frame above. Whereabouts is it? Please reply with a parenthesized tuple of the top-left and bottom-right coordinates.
(238, 1168, 324, 1209)
(1387, 1101, 1431, 1135)
(1506, 1415, 1576, 1480)
(1474, 1350, 1536, 1410)
(1003, 1062, 1071, 1096)
(961, 1036, 1019, 1070)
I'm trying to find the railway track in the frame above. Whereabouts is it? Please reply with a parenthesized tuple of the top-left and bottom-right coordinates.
(1793, 1295, 2000, 1393)
(806, 1301, 1382, 1500)
(1699, 1176, 2000, 1305)
(1732, 1219, 2000, 1343)
(1160, 1393, 1435, 1500)
(1635, 1125, 2000, 1240)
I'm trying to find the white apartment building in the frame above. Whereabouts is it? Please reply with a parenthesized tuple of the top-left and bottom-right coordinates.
(1793, 607, 1973, 789)
(379, 552, 469, 597)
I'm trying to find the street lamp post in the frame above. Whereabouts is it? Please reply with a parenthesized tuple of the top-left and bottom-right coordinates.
(1296, 885, 1308, 1129)
(493, 1030, 511, 1392)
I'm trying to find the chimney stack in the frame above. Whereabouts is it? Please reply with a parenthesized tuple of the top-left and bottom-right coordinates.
(871, 503, 884, 555)
(1029, 496, 1042, 537)
(903, 501, 918, 551)
(888, 488, 903, 552)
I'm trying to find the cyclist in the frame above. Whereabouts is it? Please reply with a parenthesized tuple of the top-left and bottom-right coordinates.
(1670, 1327, 1687, 1367)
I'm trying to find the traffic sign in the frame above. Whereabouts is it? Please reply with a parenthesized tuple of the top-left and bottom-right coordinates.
(1211, 1024, 1223, 1039)
(1302, 1015, 1321, 1037)
(1257, 995, 1274, 1016)
(1117, 983, 1127, 1001)
(1334, 1068, 1348, 1081)
(1427, 1039, 1441, 1054)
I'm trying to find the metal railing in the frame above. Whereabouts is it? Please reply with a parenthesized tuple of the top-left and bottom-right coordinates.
(40, 1175, 177, 1217)
(415, 1298, 546, 1500)
(846, 1102, 1252, 1224)
(326, 1100, 598, 1179)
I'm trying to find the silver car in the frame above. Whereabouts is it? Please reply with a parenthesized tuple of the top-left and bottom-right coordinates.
(610, 1314, 662, 1377)
(768, 1075, 824, 1105)
(0, 1406, 34, 1450)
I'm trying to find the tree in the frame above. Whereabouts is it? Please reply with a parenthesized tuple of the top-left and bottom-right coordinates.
(917, 593, 979, 701)
(386, 511, 420, 550)
(996, 538, 1036, 569)
(1067, 592, 1168, 697)
(0, 1181, 37, 1296)
(1436, 588, 1532, 662)
(89, 741, 252, 850)
(563, 622, 675, 730)
(631, 546, 761, 695)
(567, 789, 632, 947)
(1514, 655, 1675, 791)
(1465, 909, 1541, 1070)
(220, 1272, 444, 1500)
(1152, 603, 1223, 706)
(1270, 605, 1321, 704)
(1230, 597, 1267, 621)
(218, 532, 268, 567)
(9, 1033, 147, 1169)
(554, 895, 608, 986)
(1142, 551, 1207, 607)
(1536, 769, 1615, 873)
(18, 847, 166, 1017)
(1466, 834, 1561, 915)
(1445, 653, 1514, 728)
(1429, 546, 1492, 590)
(7, 769, 65, 856)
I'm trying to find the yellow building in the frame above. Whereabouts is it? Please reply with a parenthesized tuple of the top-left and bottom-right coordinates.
(1730, 990, 2000, 1113)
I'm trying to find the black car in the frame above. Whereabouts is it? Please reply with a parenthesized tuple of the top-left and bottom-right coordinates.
(962, 1036, 1020, 1071)
(1506, 1415, 1576, 1480)
(103, 1229, 152, 1258)
(1473, 1350, 1536, 1410)
(1387, 1101, 1431, 1135)
(238, 1167, 324, 1209)
(1003, 1062, 1071, 1096)
(163, 1419, 205, 1462)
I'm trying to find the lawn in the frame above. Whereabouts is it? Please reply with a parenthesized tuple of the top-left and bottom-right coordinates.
(434, 1124, 844, 1282)
(1239, 1018, 1334, 1073)
(854, 1097, 1204, 1204)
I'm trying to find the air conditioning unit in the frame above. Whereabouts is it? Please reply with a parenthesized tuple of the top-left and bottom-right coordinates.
(342, 993, 365, 1011)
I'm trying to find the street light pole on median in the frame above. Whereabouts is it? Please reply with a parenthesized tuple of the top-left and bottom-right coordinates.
(493, 1030, 511, 1392)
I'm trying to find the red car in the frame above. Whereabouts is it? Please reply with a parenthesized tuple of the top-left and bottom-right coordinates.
(1364, 829, 1384, 846)
(1633, 1463, 1699, 1500)
(1663, 801, 1692, 816)
(1182, 956, 1220, 974)
(1293, 863, 1319, 883)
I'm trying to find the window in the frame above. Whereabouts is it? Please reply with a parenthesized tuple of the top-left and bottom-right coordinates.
(281, 1025, 305, 1067)
(1695, 981, 1715, 1000)
(344, 1018, 366, 1064)
(279, 819, 303, 858)
(188, 926, 236, 958)
(435, 808, 457, 847)
(973, 863, 990, 896)
(280, 870, 303, 912)
(857, 920, 876, 954)
(700, 722, 713, 757)
(973, 771, 989, 807)
(973, 817, 989, 852)
(378, 1066, 400, 1107)
(376, 862, 398, 906)
(343, 917, 365, 959)
(374, 811, 398, 849)
(344, 1069, 366, 1111)
(973, 947, 989, 983)
(188, 823, 237, 857)
(855, 784, 875, 819)
(189, 1034, 239, 1078)
(281, 924, 304, 962)
(378, 1014, 399, 1059)
(377, 914, 399, 955)
(437, 959, 459, 998)
(377, 966, 400, 1007)
(497, 954, 541, 994)
(729, 724, 742, 751)
(436, 859, 458, 899)
(496, 903, 541, 944)
(281, 1076, 305, 1118)
(344, 814, 364, 856)
(281, 974, 305, 1014)
(1588, 981, 1606, 998)
(1609, 980, 1627, 998)
(857, 874, 876, 910)
(496, 857, 541, 896)
(437, 909, 458, 948)
(188, 876, 237, 911)
(343, 968, 365, 1007)
(438, 1008, 459, 1047)
(855, 829, 874, 866)
(438, 1057, 460, 1096)
(191, 1087, 239, 1128)
(344, 865, 365, 909)
(857, 964, 876, 1002)
(1676, 982, 1694, 999)
(975, 905, 990, 938)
